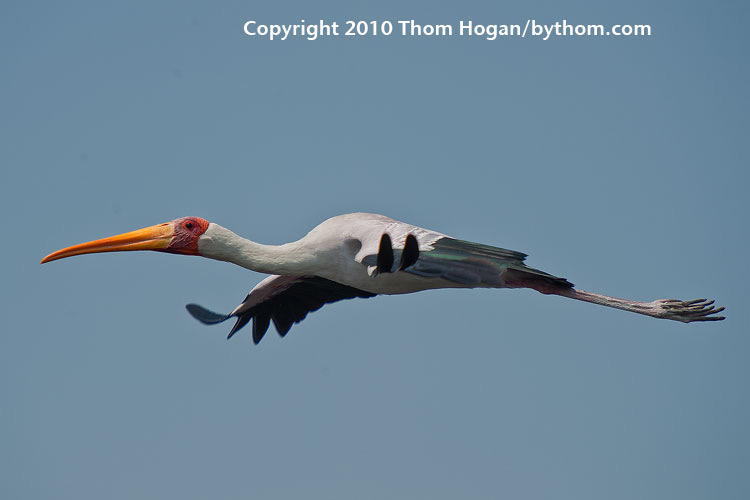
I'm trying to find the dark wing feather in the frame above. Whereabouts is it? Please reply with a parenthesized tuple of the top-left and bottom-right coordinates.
(390, 236, 572, 288)
(186, 275, 376, 344)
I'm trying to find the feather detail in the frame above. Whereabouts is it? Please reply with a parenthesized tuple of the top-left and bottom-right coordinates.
(186, 275, 376, 343)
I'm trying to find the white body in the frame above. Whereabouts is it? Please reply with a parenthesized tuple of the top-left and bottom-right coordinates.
(190, 211, 724, 329)
(199, 212, 468, 294)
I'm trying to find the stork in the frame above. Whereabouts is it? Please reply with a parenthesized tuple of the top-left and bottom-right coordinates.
(41, 213, 725, 343)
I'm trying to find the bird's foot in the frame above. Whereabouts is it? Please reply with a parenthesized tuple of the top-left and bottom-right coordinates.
(652, 298, 725, 323)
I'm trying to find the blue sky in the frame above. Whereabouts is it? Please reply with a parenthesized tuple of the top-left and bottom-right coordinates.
(2, 1, 748, 499)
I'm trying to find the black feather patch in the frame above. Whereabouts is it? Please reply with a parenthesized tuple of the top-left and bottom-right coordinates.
(272, 313, 294, 337)
(186, 276, 377, 343)
(376, 233, 394, 274)
(227, 314, 252, 339)
(399, 234, 419, 270)
(252, 312, 271, 344)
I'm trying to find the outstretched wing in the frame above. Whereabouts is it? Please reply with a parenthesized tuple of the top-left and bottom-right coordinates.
(186, 275, 376, 344)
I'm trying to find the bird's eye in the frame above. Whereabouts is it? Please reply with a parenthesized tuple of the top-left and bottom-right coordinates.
(185, 222, 194, 229)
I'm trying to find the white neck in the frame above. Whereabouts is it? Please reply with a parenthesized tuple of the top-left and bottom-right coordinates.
(197, 223, 315, 276)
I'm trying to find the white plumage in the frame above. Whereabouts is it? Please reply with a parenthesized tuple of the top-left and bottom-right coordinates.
(41, 211, 726, 344)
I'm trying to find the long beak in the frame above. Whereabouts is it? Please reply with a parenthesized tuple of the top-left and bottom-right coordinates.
(41, 223, 175, 264)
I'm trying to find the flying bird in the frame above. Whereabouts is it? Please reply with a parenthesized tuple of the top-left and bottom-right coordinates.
(41, 213, 725, 343)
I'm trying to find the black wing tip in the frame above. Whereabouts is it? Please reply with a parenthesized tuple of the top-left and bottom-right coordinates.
(189, 277, 378, 344)
(185, 303, 231, 325)
(227, 314, 252, 340)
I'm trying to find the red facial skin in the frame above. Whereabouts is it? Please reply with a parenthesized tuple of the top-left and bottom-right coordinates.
(40, 216, 212, 264)
(164, 217, 210, 255)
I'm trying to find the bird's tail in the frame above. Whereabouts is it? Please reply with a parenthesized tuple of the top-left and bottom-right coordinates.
(502, 263, 574, 294)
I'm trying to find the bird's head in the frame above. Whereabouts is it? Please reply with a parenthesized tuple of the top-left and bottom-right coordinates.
(41, 217, 211, 263)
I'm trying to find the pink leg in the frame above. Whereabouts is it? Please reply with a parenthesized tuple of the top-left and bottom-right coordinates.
(555, 288, 725, 323)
